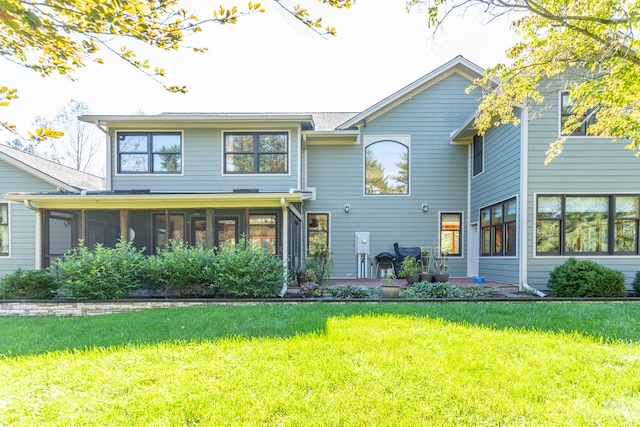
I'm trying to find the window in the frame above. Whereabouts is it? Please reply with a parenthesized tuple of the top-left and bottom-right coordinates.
(472, 134, 483, 176)
(0, 204, 8, 256)
(440, 213, 461, 256)
(250, 214, 277, 254)
(118, 132, 182, 173)
(224, 132, 288, 174)
(307, 213, 329, 256)
(153, 213, 185, 250)
(560, 91, 597, 136)
(481, 198, 517, 256)
(365, 140, 409, 195)
(537, 195, 640, 255)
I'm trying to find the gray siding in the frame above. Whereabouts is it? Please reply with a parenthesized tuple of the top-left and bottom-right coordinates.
(0, 161, 58, 276)
(306, 73, 480, 278)
(470, 113, 522, 284)
(526, 86, 640, 288)
(111, 125, 301, 192)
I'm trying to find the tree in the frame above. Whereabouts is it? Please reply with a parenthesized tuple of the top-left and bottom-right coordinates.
(30, 99, 104, 175)
(408, 0, 640, 161)
(0, 0, 353, 136)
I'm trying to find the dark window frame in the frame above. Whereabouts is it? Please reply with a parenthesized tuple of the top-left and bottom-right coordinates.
(472, 134, 483, 177)
(440, 212, 462, 256)
(560, 91, 598, 137)
(536, 194, 640, 256)
(117, 132, 182, 174)
(481, 198, 517, 257)
(307, 212, 329, 256)
(223, 132, 289, 174)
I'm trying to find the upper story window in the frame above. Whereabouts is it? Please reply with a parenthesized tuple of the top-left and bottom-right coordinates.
(364, 139, 409, 195)
(481, 198, 517, 256)
(118, 132, 182, 174)
(560, 91, 598, 136)
(536, 194, 640, 255)
(224, 132, 288, 174)
(472, 134, 483, 177)
(0, 203, 8, 256)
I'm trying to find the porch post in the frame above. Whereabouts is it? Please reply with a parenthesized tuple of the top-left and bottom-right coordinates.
(206, 208, 214, 249)
(79, 209, 86, 242)
(278, 201, 289, 297)
(119, 209, 129, 241)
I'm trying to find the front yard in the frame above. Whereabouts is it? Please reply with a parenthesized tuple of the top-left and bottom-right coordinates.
(1, 302, 639, 425)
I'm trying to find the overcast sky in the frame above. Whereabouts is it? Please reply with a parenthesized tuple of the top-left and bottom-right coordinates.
(1, 0, 518, 134)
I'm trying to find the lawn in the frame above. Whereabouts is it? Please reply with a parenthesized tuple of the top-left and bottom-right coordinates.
(1, 302, 639, 426)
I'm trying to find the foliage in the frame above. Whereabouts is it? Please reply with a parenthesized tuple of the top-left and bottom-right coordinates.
(547, 257, 626, 297)
(52, 240, 146, 299)
(304, 243, 333, 285)
(3, 307, 640, 425)
(633, 271, 640, 296)
(298, 281, 323, 298)
(400, 281, 460, 298)
(0, 268, 57, 299)
(433, 253, 448, 273)
(212, 239, 283, 298)
(410, 0, 640, 160)
(326, 285, 376, 298)
(398, 256, 420, 278)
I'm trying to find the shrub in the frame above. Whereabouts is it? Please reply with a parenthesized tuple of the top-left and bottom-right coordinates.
(400, 281, 461, 298)
(211, 240, 283, 298)
(0, 269, 58, 299)
(547, 258, 626, 297)
(298, 282, 323, 298)
(632, 271, 640, 297)
(326, 285, 374, 299)
(53, 240, 146, 299)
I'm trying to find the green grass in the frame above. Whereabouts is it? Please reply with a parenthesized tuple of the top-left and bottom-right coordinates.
(1, 302, 640, 425)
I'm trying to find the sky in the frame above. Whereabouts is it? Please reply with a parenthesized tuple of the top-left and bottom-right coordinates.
(1, 0, 519, 134)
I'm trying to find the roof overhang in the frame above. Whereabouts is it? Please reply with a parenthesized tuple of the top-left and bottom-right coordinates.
(302, 130, 360, 145)
(4, 191, 311, 210)
(79, 114, 315, 129)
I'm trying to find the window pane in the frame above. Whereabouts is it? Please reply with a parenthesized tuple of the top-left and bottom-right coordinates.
(440, 213, 461, 256)
(365, 140, 408, 195)
(493, 226, 503, 254)
(538, 196, 562, 219)
(616, 196, 639, 218)
(0, 204, 6, 224)
(505, 199, 517, 221)
(0, 204, 7, 254)
(536, 220, 560, 254)
(480, 209, 491, 227)
(250, 214, 277, 254)
(226, 134, 254, 152)
(258, 134, 287, 152)
(491, 204, 503, 224)
(153, 154, 181, 172)
(118, 134, 147, 152)
(565, 196, 608, 253)
(216, 219, 237, 247)
(152, 134, 181, 153)
(226, 154, 254, 172)
(473, 135, 483, 176)
(505, 222, 517, 255)
(259, 154, 287, 172)
(615, 220, 638, 253)
(482, 228, 491, 255)
(120, 154, 149, 172)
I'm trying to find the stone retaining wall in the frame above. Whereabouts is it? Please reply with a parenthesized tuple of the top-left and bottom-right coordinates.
(0, 300, 232, 316)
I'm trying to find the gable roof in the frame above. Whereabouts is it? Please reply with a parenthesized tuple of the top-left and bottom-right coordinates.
(0, 144, 105, 191)
(336, 55, 486, 130)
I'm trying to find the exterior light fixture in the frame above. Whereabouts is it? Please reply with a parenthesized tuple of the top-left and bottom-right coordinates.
(421, 204, 429, 213)
(344, 204, 351, 213)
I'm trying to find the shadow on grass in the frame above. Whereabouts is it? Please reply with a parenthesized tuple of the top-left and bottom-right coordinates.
(1, 301, 640, 357)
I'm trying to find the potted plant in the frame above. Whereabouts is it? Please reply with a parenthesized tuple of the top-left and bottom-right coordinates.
(380, 273, 401, 298)
(399, 256, 420, 285)
(419, 246, 434, 282)
(433, 253, 449, 282)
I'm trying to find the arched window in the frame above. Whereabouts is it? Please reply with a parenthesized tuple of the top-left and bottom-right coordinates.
(364, 140, 409, 195)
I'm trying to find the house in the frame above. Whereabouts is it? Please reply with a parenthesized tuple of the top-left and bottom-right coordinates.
(0, 144, 105, 276)
(3, 56, 639, 291)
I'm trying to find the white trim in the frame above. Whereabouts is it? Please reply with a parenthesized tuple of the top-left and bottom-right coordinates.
(114, 130, 185, 176)
(520, 107, 529, 290)
(0, 202, 10, 258)
(362, 135, 412, 197)
(221, 130, 292, 177)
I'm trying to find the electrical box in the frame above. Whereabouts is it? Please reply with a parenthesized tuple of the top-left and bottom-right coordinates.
(355, 232, 370, 255)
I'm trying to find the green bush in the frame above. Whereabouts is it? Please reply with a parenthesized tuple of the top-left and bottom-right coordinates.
(0, 269, 58, 299)
(212, 240, 283, 298)
(326, 285, 374, 299)
(632, 271, 640, 297)
(400, 281, 461, 298)
(547, 258, 626, 297)
(53, 240, 146, 299)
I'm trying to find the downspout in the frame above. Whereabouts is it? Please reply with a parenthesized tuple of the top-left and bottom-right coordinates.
(23, 200, 42, 270)
(93, 121, 112, 190)
(519, 107, 546, 297)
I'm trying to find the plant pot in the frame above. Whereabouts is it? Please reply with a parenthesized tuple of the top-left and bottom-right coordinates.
(434, 273, 449, 283)
(406, 274, 420, 285)
(419, 272, 434, 283)
(381, 285, 401, 299)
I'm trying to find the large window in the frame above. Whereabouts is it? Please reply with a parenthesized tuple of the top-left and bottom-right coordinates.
(364, 140, 409, 195)
(118, 132, 182, 173)
(224, 132, 288, 174)
(0, 204, 8, 256)
(560, 91, 597, 136)
(440, 213, 462, 256)
(307, 213, 329, 256)
(537, 195, 640, 255)
(250, 214, 277, 254)
(481, 198, 517, 256)
(472, 134, 483, 177)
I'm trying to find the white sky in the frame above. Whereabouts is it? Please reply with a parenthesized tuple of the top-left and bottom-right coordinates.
(1, 0, 518, 134)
